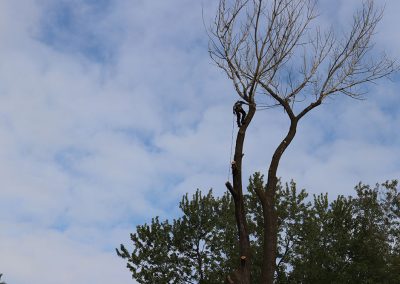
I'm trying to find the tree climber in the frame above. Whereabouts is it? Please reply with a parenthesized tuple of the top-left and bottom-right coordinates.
(233, 100, 248, 127)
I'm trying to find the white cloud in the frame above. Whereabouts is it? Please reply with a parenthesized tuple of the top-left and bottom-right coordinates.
(0, 0, 399, 283)
(0, 228, 134, 284)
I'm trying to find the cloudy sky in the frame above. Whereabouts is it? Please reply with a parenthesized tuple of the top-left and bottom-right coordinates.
(0, 0, 399, 283)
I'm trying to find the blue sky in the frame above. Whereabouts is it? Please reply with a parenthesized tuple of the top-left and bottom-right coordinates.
(0, 0, 399, 283)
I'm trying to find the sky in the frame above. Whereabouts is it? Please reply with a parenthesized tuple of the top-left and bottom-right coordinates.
(0, 0, 399, 283)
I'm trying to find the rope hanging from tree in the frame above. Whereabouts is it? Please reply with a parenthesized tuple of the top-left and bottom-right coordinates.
(228, 100, 277, 182)
(227, 112, 236, 182)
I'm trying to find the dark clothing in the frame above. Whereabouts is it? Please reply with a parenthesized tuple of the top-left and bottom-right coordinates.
(233, 101, 247, 127)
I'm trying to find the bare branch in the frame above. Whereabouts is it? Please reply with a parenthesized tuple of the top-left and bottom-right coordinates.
(209, 0, 397, 120)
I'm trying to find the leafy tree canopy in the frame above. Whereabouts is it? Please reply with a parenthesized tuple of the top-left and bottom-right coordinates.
(117, 174, 400, 284)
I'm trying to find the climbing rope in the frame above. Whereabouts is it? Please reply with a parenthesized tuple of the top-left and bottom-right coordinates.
(227, 101, 278, 182)
(227, 113, 235, 182)
(227, 102, 275, 182)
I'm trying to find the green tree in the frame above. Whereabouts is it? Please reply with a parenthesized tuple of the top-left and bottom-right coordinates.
(117, 189, 238, 283)
(117, 174, 312, 283)
(118, 175, 400, 284)
(285, 181, 400, 284)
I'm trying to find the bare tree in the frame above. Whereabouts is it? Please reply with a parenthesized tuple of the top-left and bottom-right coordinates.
(208, 0, 397, 283)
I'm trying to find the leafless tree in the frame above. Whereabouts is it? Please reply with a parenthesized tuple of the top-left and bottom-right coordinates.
(208, 0, 397, 283)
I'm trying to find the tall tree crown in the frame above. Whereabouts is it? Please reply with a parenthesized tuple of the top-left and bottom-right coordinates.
(209, 0, 397, 119)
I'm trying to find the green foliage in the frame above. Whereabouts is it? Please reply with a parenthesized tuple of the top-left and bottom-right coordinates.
(246, 173, 310, 282)
(117, 189, 237, 283)
(284, 180, 400, 284)
(118, 175, 400, 284)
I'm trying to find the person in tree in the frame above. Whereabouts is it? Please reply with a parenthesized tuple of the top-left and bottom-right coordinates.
(233, 100, 248, 127)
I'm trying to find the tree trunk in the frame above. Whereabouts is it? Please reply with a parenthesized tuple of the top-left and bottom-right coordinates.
(227, 107, 298, 284)
(225, 104, 256, 284)
(262, 189, 278, 284)
(260, 119, 298, 284)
